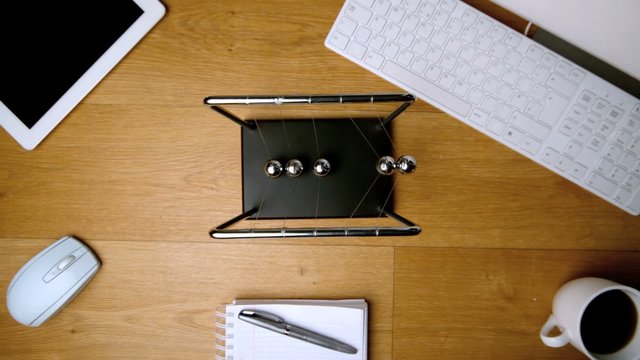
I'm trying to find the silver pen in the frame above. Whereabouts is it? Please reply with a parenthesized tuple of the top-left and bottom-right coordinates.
(238, 309, 358, 354)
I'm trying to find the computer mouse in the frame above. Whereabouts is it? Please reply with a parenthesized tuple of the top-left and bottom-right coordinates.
(6, 235, 100, 327)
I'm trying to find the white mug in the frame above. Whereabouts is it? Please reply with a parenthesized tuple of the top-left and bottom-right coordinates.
(540, 277, 640, 359)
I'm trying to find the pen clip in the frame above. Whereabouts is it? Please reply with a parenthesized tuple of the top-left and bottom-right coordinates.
(239, 309, 285, 323)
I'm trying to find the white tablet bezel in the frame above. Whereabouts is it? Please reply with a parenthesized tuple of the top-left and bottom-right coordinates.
(0, 0, 165, 150)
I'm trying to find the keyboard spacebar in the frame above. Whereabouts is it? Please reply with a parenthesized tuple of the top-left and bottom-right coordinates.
(382, 61, 472, 117)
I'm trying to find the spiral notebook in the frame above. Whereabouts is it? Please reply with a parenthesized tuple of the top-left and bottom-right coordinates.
(215, 299, 368, 360)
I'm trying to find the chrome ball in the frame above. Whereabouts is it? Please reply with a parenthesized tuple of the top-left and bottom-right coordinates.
(264, 159, 283, 178)
(312, 158, 331, 177)
(376, 156, 396, 175)
(396, 155, 417, 174)
(285, 159, 304, 177)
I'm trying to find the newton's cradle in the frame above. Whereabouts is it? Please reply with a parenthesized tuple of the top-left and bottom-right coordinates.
(204, 94, 421, 239)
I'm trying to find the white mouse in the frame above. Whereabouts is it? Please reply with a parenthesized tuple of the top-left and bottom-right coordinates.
(6, 235, 100, 327)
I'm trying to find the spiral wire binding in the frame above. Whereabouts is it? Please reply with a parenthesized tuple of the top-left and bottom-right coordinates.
(214, 305, 234, 360)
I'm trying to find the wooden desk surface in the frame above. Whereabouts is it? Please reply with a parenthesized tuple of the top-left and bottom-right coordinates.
(1, 0, 639, 359)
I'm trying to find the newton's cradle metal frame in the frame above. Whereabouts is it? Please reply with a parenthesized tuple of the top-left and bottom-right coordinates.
(204, 93, 421, 239)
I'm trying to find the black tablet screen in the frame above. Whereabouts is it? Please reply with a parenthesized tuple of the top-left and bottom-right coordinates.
(0, 1, 143, 129)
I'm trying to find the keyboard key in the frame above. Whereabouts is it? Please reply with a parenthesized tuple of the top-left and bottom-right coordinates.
(586, 173, 617, 196)
(510, 112, 550, 140)
(426, 46, 443, 63)
(582, 113, 601, 131)
(384, 23, 401, 39)
(402, 14, 420, 30)
(412, 38, 429, 54)
(357, 0, 375, 7)
(577, 90, 596, 108)
(596, 120, 616, 138)
(541, 147, 560, 164)
(595, 159, 614, 174)
(370, 15, 387, 31)
(369, 33, 386, 51)
(504, 50, 521, 67)
(603, 144, 623, 161)
(569, 162, 588, 179)
(402, 0, 420, 11)
(425, 64, 442, 82)
(473, 53, 491, 69)
(488, 25, 506, 40)
(329, 32, 350, 50)
(459, 45, 476, 62)
(632, 161, 640, 176)
(440, 0, 457, 12)
(530, 85, 548, 101)
(348, 41, 368, 59)
(555, 60, 572, 75)
(487, 61, 505, 77)
(374, 0, 392, 15)
(564, 141, 582, 158)
(398, 31, 415, 47)
(592, 98, 610, 115)
(389, 6, 405, 23)
(619, 152, 638, 169)
(346, 3, 373, 23)
(431, 29, 448, 46)
(356, 27, 373, 43)
(467, 88, 484, 104)
(438, 72, 456, 89)
(495, 104, 512, 120)
(445, 38, 463, 53)
(517, 58, 536, 75)
(365, 51, 385, 68)
(418, 3, 436, 18)
(497, 85, 514, 101)
(382, 61, 472, 115)
(623, 174, 640, 191)
(555, 155, 572, 172)
(452, 79, 471, 97)
(587, 135, 606, 152)
(501, 68, 519, 85)
(608, 106, 624, 122)
(480, 96, 498, 113)
(461, 26, 478, 43)
(469, 108, 490, 126)
(452, 62, 470, 79)
(632, 103, 640, 118)
(462, 9, 478, 24)
(521, 137, 542, 155)
(538, 91, 568, 127)
(510, 92, 528, 110)
(446, 18, 464, 35)
(504, 126, 524, 145)
(416, 21, 434, 37)
(547, 73, 578, 97)
(613, 130, 633, 147)
(383, 42, 400, 58)
(567, 105, 587, 122)
(631, 189, 640, 211)
(525, 45, 543, 60)
(475, 33, 493, 51)
(574, 127, 591, 144)
(504, 32, 521, 47)
(476, 16, 492, 32)
(338, 17, 358, 35)
(540, 52, 558, 68)
(488, 119, 507, 135)
(410, 57, 428, 73)
(432, 9, 449, 27)
(559, 119, 579, 137)
(532, 66, 551, 83)
(628, 138, 640, 156)
(569, 68, 586, 83)
(516, 77, 534, 93)
(482, 77, 501, 93)
(468, 68, 485, 86)
(397, 49, 414, 66)
(613, 188, 632, 203)
(609, 167, 628, 183)
(524, 100, 544, 118)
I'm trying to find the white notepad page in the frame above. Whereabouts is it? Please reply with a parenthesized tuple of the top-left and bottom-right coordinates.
(225, 300, 368, 360)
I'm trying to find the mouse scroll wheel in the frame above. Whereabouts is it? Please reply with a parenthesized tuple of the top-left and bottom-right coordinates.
(57, 255, 76, 270)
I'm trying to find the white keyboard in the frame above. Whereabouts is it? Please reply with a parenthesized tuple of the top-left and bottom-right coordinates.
(325, 0, 640, 215)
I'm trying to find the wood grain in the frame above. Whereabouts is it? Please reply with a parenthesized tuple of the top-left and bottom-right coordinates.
(394, 247, 640, 359)
(0, 238, 393, 359)
(1, 0, 640, 359)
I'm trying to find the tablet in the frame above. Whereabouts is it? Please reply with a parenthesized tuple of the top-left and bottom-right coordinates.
(0, 0, 165, 150)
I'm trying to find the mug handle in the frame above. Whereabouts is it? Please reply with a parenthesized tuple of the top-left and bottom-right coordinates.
(540, 315, 570, 347)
